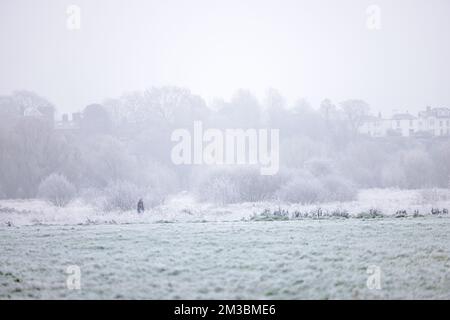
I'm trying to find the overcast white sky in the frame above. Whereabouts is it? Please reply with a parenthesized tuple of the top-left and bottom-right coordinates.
(1, 0, 449, 116)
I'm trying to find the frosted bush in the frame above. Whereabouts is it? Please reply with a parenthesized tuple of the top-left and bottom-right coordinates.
(419, 188, 450, 204)
(276, 174, 326, 204)
(103, 181, 141, 211)
(193, 168, 240, 204)
(204, 175, 240, 205)
(38, 173, 76, 207)
(304, 158, 335, 177)
(90, 162, 179, 211)
(356, 208, 384, 219)
(192, 166, 288, 204)
(228, 167, 287, 202)
(321, 174, 357, 202)
(138, 162, 180, 207)
(78, 187, 105, 208)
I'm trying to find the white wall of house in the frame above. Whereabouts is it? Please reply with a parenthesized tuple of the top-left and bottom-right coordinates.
(360, 119, 391, 137)
(391, 119, 416, 137)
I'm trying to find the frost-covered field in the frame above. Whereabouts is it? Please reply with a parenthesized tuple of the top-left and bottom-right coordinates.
(1, 188, 450, 299)
(1, 217, 450, 299)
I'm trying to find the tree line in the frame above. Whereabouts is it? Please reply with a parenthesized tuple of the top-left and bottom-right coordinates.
(0, 88, 449, 207)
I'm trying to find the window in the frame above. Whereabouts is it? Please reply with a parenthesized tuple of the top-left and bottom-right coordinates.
(409, 120, 413, 126)
(440, 121, 443, 127)
(430, 120, 435, 126)
(396, 120, 400, 127)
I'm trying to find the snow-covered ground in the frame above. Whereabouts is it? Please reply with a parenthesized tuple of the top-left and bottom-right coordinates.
(1, 189, 449, 299)
(1, 189, 450, 226)
(1, 217, 450, 299)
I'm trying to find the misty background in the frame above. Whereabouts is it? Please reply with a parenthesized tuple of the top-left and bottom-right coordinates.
(1, 0, 450, 115)
(1, 0, 450, 210)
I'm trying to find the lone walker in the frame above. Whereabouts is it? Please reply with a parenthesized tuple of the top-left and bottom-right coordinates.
(137, 198, 145, 214)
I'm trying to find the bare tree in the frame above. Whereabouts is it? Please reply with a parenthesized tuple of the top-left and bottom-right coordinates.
(340, 99, 370, 134)
(38, 173, 76, 207)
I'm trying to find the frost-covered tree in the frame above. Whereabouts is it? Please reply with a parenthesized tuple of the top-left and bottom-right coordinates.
(81, 103, 111, 134)
(401, 149, 435, 189)
(106, 86, 209, 128)
(79, 136, 136, 188)
(38, 173, 76, 207)
(340, 99, 370, 135)
(9, 90, 55, 121)
(216, 89, 262, 128)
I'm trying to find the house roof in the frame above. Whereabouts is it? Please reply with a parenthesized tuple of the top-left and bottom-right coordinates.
(391, 113, 417, 120)
(362, 115, 380, 122)
(419, 107, 450, 118)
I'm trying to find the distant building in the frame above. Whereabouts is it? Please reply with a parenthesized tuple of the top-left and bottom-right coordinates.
(54, 112, 82, 132)
(390, 113, 417, 137)
(22, 106, 55, 128)
(359, 113, 391, 137)
(417, 106, 450, 137)
(359, 106, 450, 137)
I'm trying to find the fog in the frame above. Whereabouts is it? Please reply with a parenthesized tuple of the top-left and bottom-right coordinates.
(2, 1, 450, 302)
(1, 88, 449, 209)
(1, 0, 450, 210)
(1, 0, 450, 115)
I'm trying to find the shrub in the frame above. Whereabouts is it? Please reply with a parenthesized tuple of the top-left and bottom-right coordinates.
(38, 173, 76, 207)
(329, 209, 350, 219)
(250, 208, 290, 221)
(356, 208, 384, 219)
(304, 158, 335, 177)
(230, 167, 288, 202)
(205, 175, 240, 205)
(103, 181, 141, 211)
(192, 166, 288, 204)
(137, 161, 180, 207)
(321, 174, 357, 202)
(419, 188, 450, 204)
(275, 173, 326, 204)
(192, 168, 241, 205)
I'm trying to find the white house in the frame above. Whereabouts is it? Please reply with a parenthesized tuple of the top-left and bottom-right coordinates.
(390, 113, 417, 137)
(360, 107, 450, 137)
(417, 106, 450, 137)
(359, 114, 391, 137)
